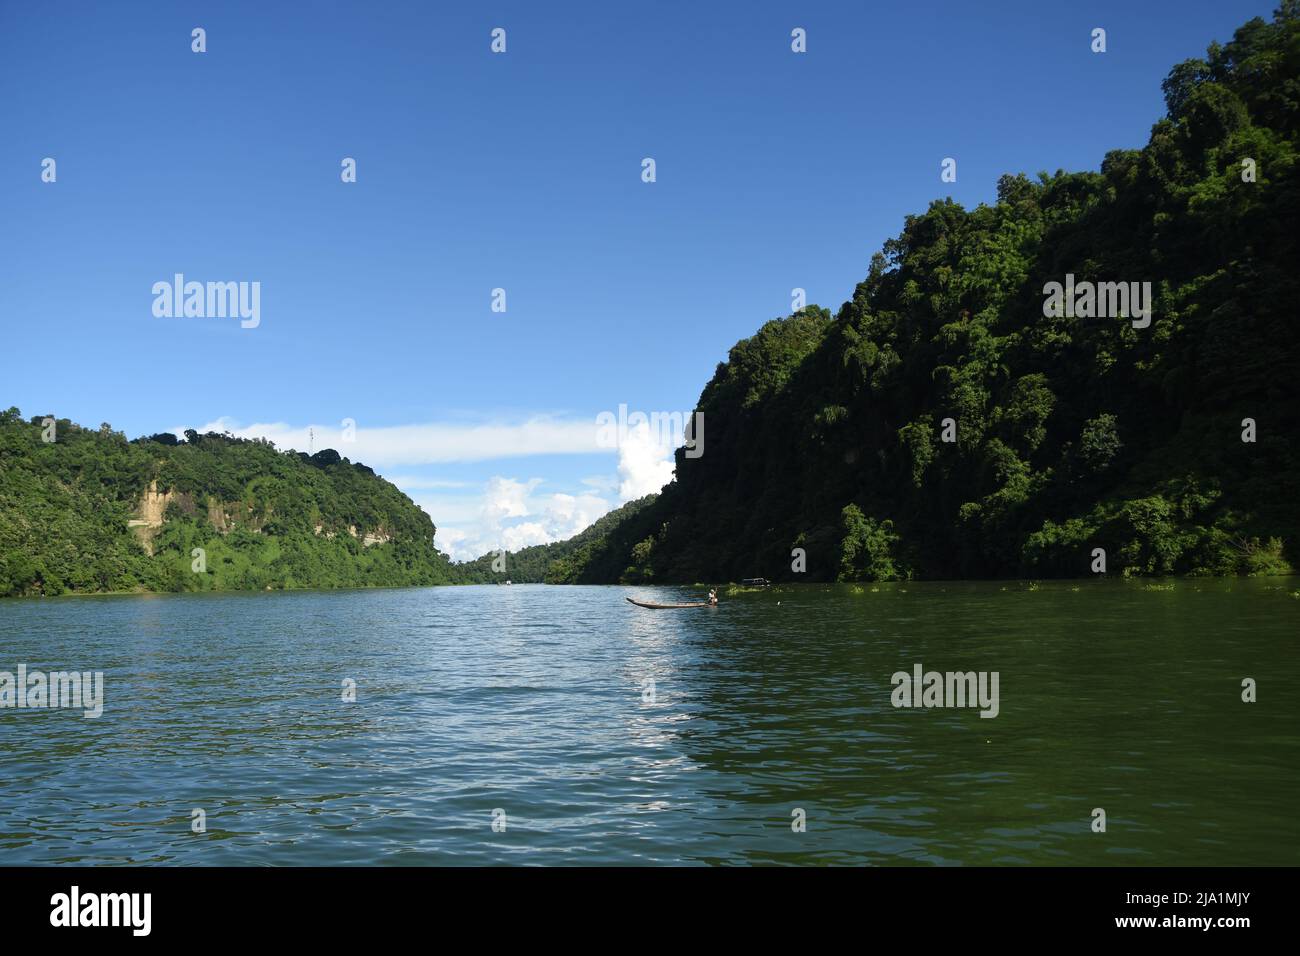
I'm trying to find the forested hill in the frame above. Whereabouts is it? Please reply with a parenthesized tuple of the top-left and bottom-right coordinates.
(0, 411, 459, 596)
(556, 8, 1300, 584)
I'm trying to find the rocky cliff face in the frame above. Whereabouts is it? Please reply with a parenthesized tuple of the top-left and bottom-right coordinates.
(130, 482, 281, 553)
(127, 481, 183, 554)
(128, 478, 397, 560)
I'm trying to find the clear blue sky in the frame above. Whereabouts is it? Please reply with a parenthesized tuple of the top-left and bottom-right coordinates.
(0, 0, 1273, 557)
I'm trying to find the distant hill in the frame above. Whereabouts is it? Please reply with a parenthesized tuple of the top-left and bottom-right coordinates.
(457, 495, 657, 583)
(546, 8, 1300, 584)
(0, 411, 459, 596)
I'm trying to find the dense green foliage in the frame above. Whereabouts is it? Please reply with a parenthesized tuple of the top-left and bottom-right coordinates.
(0, 410, 459, 596)
(557, 7, 1300, 583)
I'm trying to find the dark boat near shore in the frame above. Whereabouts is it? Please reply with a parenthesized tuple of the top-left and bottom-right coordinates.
(625, 597, 711, 609)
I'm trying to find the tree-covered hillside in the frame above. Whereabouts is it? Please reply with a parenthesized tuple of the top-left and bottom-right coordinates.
(559, 7, 1300, 584)
(0, 410, 459, 596)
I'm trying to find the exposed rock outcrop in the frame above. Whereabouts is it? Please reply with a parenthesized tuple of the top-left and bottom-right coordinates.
(128, 481, 193, 554)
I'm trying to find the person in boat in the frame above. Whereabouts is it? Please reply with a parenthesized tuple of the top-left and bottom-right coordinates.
(707, 588, 718, 606)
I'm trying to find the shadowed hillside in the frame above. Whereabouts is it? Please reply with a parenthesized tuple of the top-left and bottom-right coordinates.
(550, 7, 1300, 583)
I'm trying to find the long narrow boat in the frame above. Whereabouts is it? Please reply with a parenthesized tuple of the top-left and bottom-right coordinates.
(625, 597, 710, 609)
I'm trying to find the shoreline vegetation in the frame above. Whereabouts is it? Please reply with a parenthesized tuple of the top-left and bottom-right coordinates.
(7, 378, 1288, 600)
(3, 8, 1298, 599)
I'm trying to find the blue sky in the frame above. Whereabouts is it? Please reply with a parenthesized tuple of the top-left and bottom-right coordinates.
(0, 0, 1273, 558)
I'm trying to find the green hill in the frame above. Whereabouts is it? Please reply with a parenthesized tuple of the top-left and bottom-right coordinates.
(551, 7, 1300, 584)
(0, 411, 459, 596)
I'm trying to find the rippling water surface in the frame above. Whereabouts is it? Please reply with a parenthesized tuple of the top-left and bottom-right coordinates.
(1, 580, 1296, 865)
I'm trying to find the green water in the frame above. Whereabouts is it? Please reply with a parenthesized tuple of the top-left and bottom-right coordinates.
(0, 578, 1296, 865)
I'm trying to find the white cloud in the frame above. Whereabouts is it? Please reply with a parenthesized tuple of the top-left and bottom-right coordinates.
(483, 477, 541, 525)
(616, 420, 676, 500)
(181, 416, 605, 467)
(430, 480, 617, 560)
(430, 524, 470, 556)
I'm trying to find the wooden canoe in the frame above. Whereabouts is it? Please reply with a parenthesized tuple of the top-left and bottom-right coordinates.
(626, 597, 710, 609)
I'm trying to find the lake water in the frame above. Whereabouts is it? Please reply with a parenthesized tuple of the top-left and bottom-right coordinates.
(1, 580, 1296, 865)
